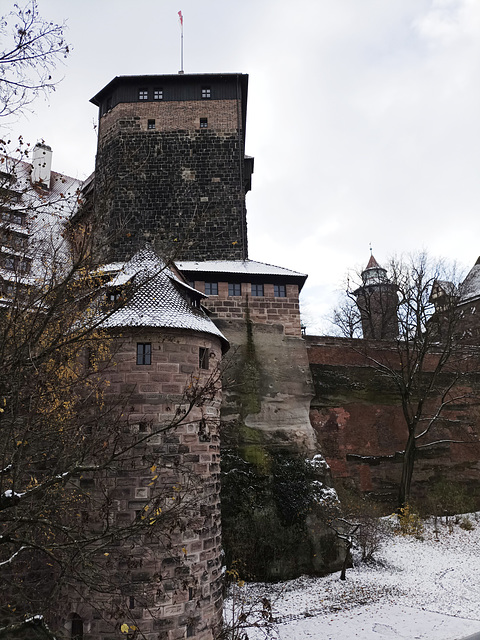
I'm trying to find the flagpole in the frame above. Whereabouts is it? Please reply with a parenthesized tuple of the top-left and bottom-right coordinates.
(178, 11, 184, 74)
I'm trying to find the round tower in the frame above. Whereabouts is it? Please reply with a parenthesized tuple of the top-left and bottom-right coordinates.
(63, 249, 228, 640)
(354, 254, 398, 340)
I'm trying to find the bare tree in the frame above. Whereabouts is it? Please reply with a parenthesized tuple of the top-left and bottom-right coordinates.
(0, 0, 70, 121)
(0, 253, 224, 637)
(0, 154, 225, 637)
(330, 293, 362, 338)
(333, 253, 479, 507)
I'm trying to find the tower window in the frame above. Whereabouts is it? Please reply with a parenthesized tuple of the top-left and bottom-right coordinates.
(148, 119, 156, 130)
(129, 595, 135, 609)
(200, 118, 208, 129)
(71, 614, 83, 640)
(228, 283, 241, 296)
(205, 282, 218, 296)
(136, 343, 152, 365)
(138, 89, 148, 100)
(199, 347, 209, 370)
(153, 88, 163, 100)
(251, 284, 264, 297)
(201, 87, 211, 99)
(274, 284, 286, 297)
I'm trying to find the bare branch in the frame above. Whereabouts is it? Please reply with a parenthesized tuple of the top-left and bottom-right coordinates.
(0, 1, 70, 122)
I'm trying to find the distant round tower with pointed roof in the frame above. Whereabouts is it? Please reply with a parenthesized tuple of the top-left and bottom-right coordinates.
(354, 254, 398, 340)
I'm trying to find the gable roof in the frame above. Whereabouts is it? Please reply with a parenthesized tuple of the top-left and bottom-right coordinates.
(177, 259, 307, 290)
(459, 257, 480, 304)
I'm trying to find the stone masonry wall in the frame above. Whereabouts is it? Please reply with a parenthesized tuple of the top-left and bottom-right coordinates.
(69, 329, 224, 640)
(98, 101, 240, 139)
(94, 100, 248, 263)
(193, 281, 302, 337)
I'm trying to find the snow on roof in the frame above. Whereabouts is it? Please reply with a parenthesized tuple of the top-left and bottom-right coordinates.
(433, 279, 458, 297)
(459, 258, 480, 303)
(1, 154, 83, 283)
(101, 248, 228, 349)
(177, 259, 307, 278)
(2, 156, 83, 218)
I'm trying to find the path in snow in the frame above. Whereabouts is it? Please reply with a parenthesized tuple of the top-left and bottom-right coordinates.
(236, 515, 480, 640)
(277, 603, 479, 639)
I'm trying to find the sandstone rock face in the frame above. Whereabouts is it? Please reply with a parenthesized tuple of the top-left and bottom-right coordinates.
(217, 318, 316, 453)
(216, 315, 343, 580)
(307, 335, 480, 505)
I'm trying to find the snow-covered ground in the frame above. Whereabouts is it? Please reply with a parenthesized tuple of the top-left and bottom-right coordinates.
(227, 514, 480, 639)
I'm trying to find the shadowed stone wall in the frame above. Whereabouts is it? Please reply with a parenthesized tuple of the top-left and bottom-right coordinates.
(94, 97, 250, 263)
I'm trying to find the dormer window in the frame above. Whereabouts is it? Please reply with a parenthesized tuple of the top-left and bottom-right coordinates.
(185, 291, 200, 308)
(0, 226, 26, 245)
(107, 289, 121, 302)
(4, 256, 15, 271)
(0, 188, 21, 204)
(1, 254, 30, 273)
(11, 212, 24, 225)
(153, 88, 163, 100)
(201, 87, 211, 99)
(138, 89, 148, 100)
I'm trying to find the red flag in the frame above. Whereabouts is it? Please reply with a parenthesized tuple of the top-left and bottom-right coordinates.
(178, 10, 183, 27)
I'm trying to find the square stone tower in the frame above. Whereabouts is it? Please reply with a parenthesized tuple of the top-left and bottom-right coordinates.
(90, 73, 253, 263)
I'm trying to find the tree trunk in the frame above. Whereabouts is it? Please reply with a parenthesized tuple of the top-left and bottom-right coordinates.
(340, 538, 352, 580)
(399, 430, 416, 507)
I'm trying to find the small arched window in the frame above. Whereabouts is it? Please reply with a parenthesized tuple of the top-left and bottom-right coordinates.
(71, 613, 83, 640)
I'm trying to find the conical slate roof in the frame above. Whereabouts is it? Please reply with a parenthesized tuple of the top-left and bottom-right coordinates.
(361, 253, 388, 285)
(100, 248, 228, 349)
(365, 254, 381, 270)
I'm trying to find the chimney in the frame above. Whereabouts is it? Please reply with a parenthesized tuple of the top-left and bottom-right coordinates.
(31, 143, 53, 188)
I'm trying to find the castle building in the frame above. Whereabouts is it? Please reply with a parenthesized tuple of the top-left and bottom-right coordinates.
(354, 254, 398, 340)
(1, 70, 337, 640)
(11, 63, 480, 639)
(87, 71, 337, 586)
(88, 71, 320, 458)
(90, 74, 253, 263)
(78, 248, 229, 640)
(0, 143, 82, 294)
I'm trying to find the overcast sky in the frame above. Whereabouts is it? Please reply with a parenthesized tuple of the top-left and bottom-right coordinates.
(7, 0, 480, 333)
